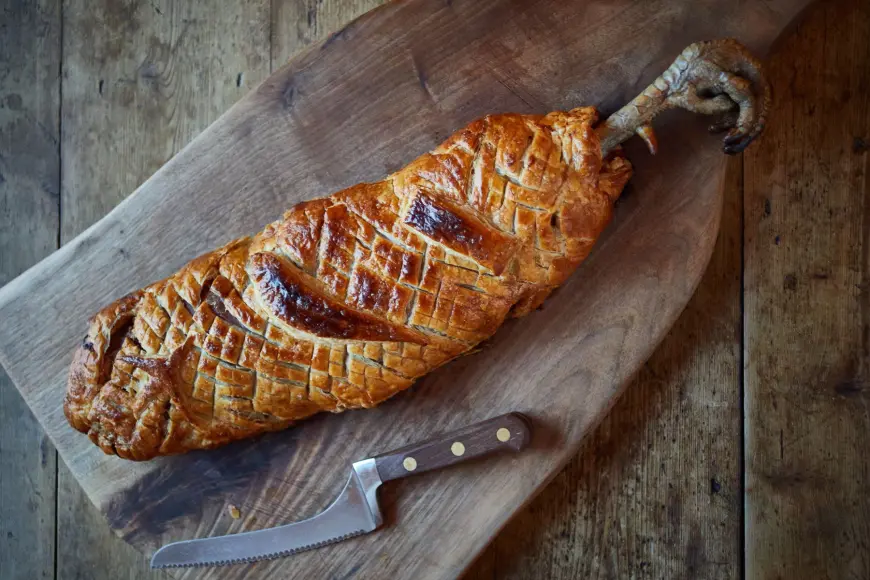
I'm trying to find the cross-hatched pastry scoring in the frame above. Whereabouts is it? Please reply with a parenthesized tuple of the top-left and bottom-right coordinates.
(63, 39, 770, 461)
(64, 107, 630, 460)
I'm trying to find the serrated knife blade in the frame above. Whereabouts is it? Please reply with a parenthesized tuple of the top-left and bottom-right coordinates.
(150, 412, 531, 569)
(150, 458, 383, 568)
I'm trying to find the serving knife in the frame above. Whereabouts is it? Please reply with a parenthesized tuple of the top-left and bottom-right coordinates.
(151, 412, 531, 568)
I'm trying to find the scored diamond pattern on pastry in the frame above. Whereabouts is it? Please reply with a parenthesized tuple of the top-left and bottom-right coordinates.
(64, 108, 632, 460)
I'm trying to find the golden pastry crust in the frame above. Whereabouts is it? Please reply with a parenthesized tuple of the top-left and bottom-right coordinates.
(64, 107, 632, 460)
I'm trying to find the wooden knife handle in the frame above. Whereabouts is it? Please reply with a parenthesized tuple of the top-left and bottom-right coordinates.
(374, 413, 531, 482)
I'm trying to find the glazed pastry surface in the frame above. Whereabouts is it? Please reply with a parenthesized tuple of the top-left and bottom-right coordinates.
(64, 107, 631, 460)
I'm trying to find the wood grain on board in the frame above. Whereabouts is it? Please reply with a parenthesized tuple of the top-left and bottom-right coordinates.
(0, 0, 814, 579)
(0, 1, 60, 579)
(468, 157, 744, 579)
(743, 0, 870, 577)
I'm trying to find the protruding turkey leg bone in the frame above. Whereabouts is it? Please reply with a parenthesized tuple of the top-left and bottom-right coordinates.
(598, 39, 770, 156)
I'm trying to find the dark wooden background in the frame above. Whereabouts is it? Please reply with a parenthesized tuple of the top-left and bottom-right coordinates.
(1, 0, 868, 578)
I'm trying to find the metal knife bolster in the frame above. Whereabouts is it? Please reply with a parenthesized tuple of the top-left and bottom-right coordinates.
(352, 458, 384, 528)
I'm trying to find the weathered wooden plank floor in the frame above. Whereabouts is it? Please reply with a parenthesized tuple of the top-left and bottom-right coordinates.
(1, 0, 868, 578)
(743, 1, 870, 577)
(0, 2, 60, 579)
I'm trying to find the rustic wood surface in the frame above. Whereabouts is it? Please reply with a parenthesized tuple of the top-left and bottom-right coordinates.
(2, 0, 867, 579)
(743, 0, 870, 578)
(0, 2, 60, 580)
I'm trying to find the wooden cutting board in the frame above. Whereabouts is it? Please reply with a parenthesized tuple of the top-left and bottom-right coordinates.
(0, 0, 811, 578)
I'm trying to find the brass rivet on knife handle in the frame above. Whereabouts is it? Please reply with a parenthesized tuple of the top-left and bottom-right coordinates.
(373, 413, 532, 483)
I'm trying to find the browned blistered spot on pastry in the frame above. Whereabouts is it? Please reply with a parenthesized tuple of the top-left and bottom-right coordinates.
(249, 252, 426, 344)
(406, 194, 482, 246)
(403, 193, 517, 275)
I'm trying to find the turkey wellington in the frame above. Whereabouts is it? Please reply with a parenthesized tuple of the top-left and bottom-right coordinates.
(66, 40, 769, 460)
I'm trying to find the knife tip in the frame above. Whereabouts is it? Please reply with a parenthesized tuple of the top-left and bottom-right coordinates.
(150, 546, 174, 569)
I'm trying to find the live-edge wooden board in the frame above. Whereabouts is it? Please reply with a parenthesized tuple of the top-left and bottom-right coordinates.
(0, 0, 811, 578)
